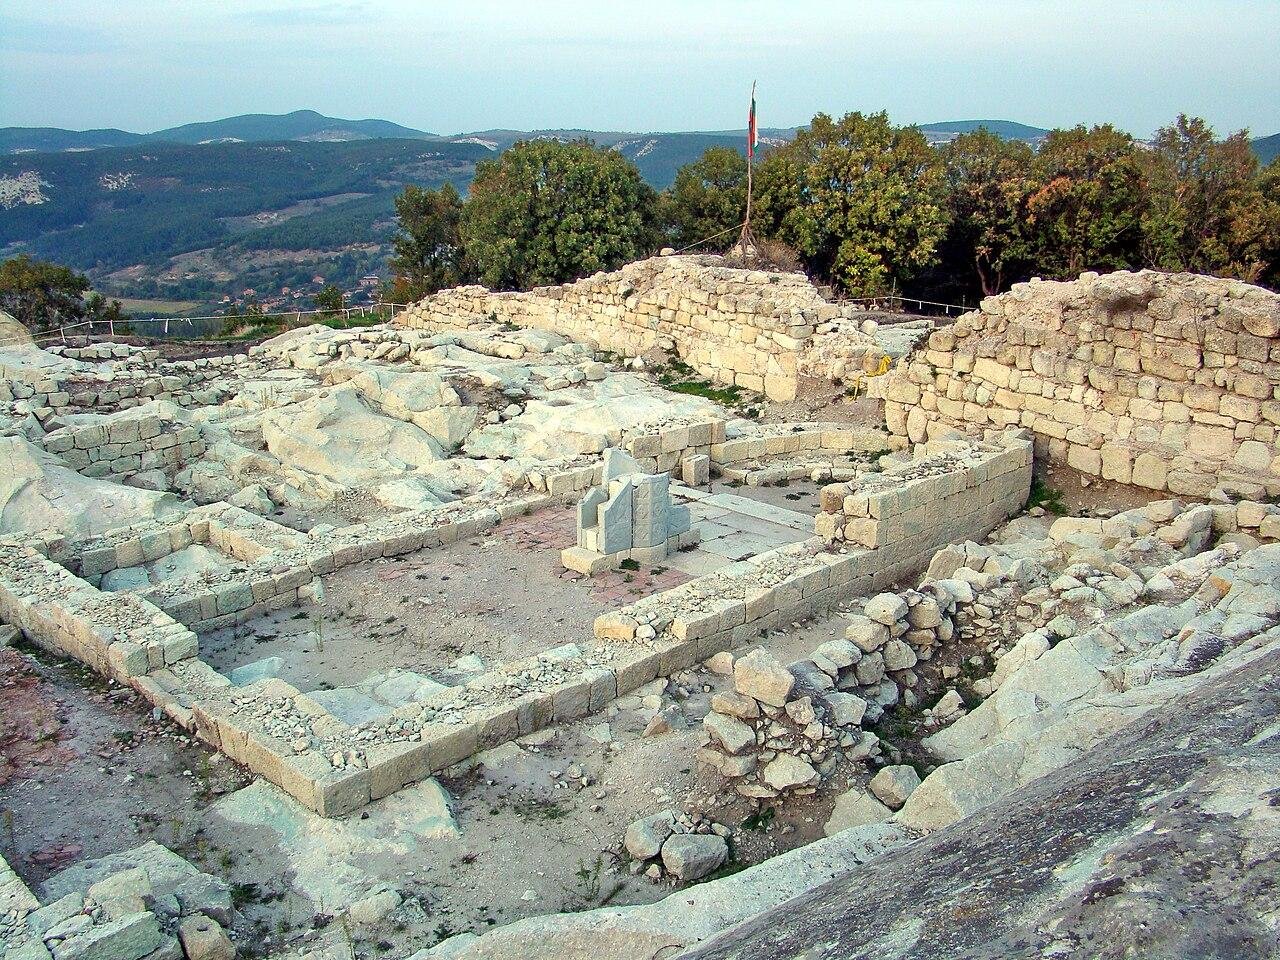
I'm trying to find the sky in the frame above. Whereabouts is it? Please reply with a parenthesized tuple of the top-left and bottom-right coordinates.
(2, 0, 1278, 138)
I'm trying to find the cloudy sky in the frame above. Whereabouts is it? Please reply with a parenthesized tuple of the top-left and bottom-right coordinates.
(3, 0, 1278, 138)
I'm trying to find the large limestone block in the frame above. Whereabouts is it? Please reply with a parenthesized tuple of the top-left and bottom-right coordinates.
(661, 834, 728, 881)
(0, 437, 178, 540)
(0, 309, 34, 347)
(824, 790, 894, 835)
(897, 740, 1026, 830)
(733, 650, 795, 707)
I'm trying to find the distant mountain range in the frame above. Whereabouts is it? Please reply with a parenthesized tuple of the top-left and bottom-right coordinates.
(0, 110, 1274, 315)
(1254, 133, 1280, 165)
(0, 109, 1055, 157)
(0, 111, 436, 153)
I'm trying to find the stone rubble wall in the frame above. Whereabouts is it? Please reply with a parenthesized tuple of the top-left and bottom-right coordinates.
(40, 413, 206, 479)
(1, 351, 251, 422)
(874, 270, 1280, 498)
(0, 541, 200, 681)
(396, 255, 894, 402)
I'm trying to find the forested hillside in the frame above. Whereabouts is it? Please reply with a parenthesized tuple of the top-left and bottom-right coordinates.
(0, 139, 487, 302)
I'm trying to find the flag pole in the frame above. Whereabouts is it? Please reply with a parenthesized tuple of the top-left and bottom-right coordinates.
(739, 80, 757, 262)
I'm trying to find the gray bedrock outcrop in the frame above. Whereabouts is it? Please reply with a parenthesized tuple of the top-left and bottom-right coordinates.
(681, 640, 1280, 960)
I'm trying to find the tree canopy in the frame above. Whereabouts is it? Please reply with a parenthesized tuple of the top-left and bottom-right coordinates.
(389, 182, 468, 302)
(940, 129, 1036, 296)
(459, 139, 660, 290)
(0, 254, 92, 331)
(660, 146, 749, 251)
(755, 111, 949, 296)
(1141, 115, 1278, 283)
(1025, 125, 1147, 278)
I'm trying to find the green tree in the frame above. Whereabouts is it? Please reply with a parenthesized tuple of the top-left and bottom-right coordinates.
(1026, 125, 1146, 278)
(389, 182, 467, 301)
(755, 111, 948, 295)
(940, 129, 1036, 296)
(1141, 115, 1276, 281)
(83, 292, 130, 330)
(662, 146, 748, 250)
(0, 254, 91, 330)
(1256, 159, 1280, 287)
(314, 284, 344, 313)
(459, 139, 660, 290)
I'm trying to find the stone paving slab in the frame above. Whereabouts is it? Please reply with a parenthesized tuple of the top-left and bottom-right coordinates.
(697, 492, 816, 534)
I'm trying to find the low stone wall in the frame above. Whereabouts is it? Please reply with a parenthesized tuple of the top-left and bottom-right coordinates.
(1, 349, 253, 422)
(814, 437, 1033, 550)
(710, 424, 892, 466)
(594, 433, 1033, 659)
(396, 256, 893, 402)
(530, 421, 897, 496)
(0, 541, 199, 680)
(875, 270, 1280, 498)
(41, 412, 205, 479)
(0, 493, 550, 817)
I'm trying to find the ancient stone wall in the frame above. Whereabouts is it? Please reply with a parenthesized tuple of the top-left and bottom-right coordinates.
(594, 433, 1033, 656)
(40, 409, 206, 479)
(875, 271, 1280, 498)
(396, 256, 893, 402)
(814, 437, 1034, 551)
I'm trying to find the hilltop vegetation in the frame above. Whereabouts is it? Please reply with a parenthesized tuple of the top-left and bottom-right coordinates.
(387, 113, 1280, 303)
(2, 110, 1277, 310)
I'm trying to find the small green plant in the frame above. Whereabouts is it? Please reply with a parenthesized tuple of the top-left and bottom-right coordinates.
(698, 858, 748, 884)
(312, 612, 324, 653)
(742, 807, 775, 831)
(512, 797, 569, 821)
(566, 855, 605, 907)
(618, 558, 640, 571)
(1027, 478, 1067, 516)
(230, 881, 263, 907)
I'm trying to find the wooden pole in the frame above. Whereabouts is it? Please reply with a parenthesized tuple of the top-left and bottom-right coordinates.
(739, 80, 757, 261)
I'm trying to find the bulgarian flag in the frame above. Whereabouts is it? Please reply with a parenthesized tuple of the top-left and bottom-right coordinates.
(747, 82, 758, 160)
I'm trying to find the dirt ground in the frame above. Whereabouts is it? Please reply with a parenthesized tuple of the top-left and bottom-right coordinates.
(757, 380, 883, 427)
(1036, 460, 1171, 516)
(710, 478, 826, 516)
(0, 645, 283, 934)
(200, 508, 692, 693)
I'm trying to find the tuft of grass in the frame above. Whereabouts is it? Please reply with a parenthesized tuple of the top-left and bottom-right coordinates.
(511, 797, 570, 821)
(1027, 478, 1067, 516)
(231, 882, 263, 907)
(564, 855, 605, 908)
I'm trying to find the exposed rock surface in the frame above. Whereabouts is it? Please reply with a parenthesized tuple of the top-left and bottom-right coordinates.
(682, 641, 1280, 959)
(0, 310, 34, 348)
(0, 436, 178, 539)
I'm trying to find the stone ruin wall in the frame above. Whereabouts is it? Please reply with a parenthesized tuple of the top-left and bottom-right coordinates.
(396, 255, 892, 402)
(874, 270, 1280, 499)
